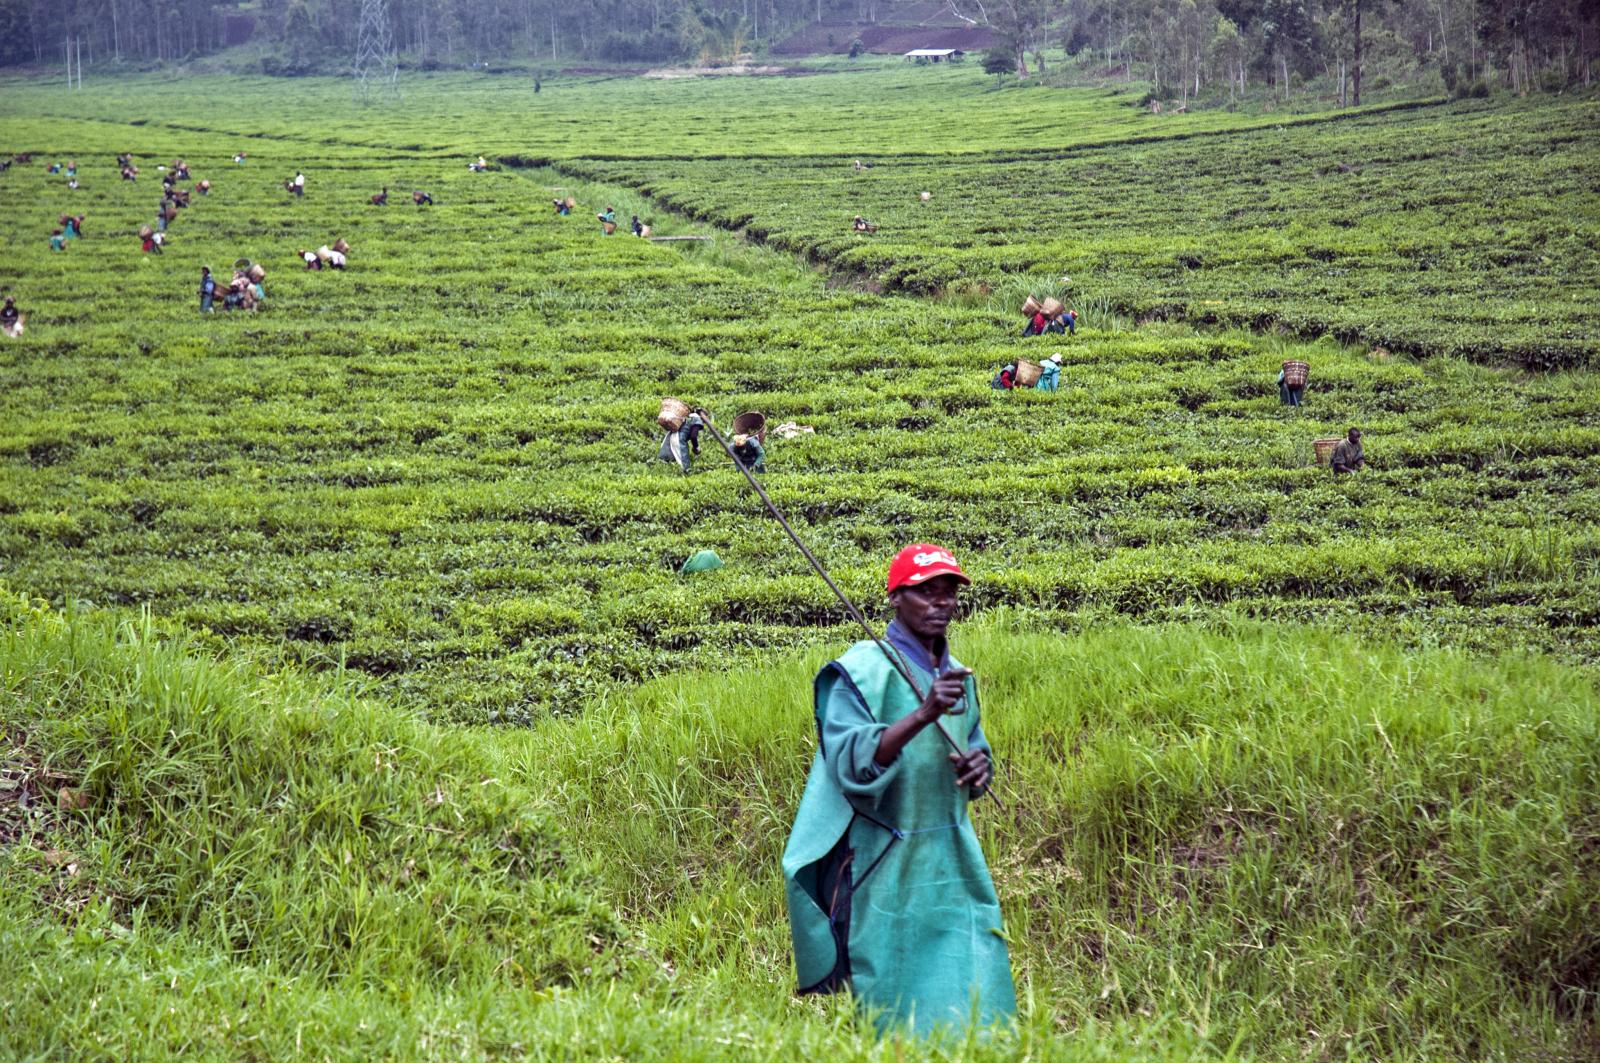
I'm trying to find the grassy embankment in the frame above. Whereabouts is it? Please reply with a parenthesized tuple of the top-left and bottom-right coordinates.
(4, 596, 1598, 1058)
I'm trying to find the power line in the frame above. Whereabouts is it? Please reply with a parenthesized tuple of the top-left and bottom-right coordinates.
(352, 0, 400, 105)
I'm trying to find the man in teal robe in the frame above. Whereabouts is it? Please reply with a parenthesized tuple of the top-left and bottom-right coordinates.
(783, 543, 1016, 1036)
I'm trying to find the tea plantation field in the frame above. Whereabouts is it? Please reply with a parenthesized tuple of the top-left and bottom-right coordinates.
(2, 69, 1599, 1058)
(0, 62, 1393, 158)
(574, 93, 1600, 368)
(4, 82, 1600, 723)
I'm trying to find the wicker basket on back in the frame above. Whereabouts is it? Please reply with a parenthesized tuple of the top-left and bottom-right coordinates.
(603, 221, 617, 235)
(332, 238, 350, 255)
(1283, 360, 1310, 388)
(732, 411, 767, 441)
(658, 398, 691, 431)
(1014, 360, 1043, 388)
(1041, 297, 1064, 318)
(1313, 437, 1342, 465)
(1021, 295, 1042, 317)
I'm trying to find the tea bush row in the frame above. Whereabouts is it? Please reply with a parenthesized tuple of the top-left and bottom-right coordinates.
(573, 94, 1600, 369)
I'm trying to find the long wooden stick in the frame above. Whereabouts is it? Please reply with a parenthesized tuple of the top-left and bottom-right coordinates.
(690, 409, 1002, 808)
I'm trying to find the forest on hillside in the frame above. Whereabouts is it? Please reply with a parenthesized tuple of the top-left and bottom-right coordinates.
(2, 0, 1594, 102)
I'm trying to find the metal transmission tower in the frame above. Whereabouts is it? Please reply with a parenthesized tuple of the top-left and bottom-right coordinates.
(352, 0, 400, 104)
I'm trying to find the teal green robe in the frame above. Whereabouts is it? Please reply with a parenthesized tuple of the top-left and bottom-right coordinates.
(782, 636, 1016, 1036)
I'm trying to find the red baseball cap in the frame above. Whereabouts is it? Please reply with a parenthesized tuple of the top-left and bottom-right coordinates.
(887, 543, 971, 593)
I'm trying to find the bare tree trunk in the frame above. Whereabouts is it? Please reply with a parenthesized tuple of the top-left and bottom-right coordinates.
(1352, 0, 1363, 105)
(1437, 0, 1448, 66)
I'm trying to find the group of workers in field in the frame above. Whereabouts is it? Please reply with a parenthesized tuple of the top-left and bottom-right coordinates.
(1273, 362, 1368, 473)
(548, 199, 651, 238)
(16, 128, 1388, 1048)
(657, 411, 766, 475)
(29, 150, 472, 318)
(993, 352, 1062, 392)
(50, 214, 85, 252)
(47, 159, 80, 189)
(199, 263, 268, 312)
(370, 188, 434, 206)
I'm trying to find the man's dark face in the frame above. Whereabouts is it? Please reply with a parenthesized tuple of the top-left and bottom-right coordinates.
(1349, 428, 1362, 443)
(891, 574, 964, 644)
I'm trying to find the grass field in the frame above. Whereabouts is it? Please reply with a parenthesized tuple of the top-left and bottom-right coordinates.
(2, 64, 1599, 1057)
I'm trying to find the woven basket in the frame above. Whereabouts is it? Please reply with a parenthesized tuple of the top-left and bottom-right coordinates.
(1313, 437, 1342, 465)
(732, 411, 767, 441)
(640, 224, 651, 237)
(333, 238, 350, 254)
(602, 221, 617, 235)
(1283, 360, 1310, 388)
(1041, 297, 1063, 317)
(658, 398, 690, 431)
(247, 265, 265, 283)
(1021, 295, 1042, 317)
(565, 197, 577, 209)
(139, 224, 153, 239)
(1014, 360, 1043, 387)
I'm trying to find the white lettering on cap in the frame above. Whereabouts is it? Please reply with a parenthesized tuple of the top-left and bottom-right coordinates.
(912, 550, 956, 568)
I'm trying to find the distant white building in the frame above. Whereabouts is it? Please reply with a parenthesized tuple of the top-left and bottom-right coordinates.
(903, 48, 964, 62)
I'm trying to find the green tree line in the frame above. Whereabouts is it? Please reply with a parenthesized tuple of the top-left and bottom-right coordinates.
(1037, 0, 1599, 103)
(0, 0, 1593, 96)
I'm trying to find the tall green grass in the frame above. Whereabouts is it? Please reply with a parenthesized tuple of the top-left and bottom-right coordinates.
(5, 596, 1594, 1058)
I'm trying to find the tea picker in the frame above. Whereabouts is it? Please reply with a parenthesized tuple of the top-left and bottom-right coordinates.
(730, 433, 765, 473)
(198, 268, 216, 313)
(728, 411, 768, 473)
(1279, 359, 1308, 406)
(1331, 427, 1365, 474)
(1036, 353, 1062, 391)
(657, 399, 705, 474)
(1, 296, 23, 337)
